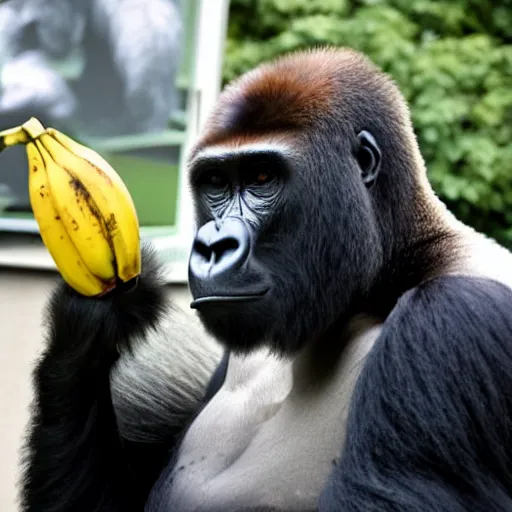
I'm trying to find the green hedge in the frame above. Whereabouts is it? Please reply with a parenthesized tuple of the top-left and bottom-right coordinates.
(223, 0, 512, 246)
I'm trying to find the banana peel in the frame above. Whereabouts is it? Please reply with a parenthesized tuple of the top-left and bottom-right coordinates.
(0, 117, 141, 297)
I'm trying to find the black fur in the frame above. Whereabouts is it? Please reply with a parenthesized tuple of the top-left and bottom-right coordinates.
(20, 244, 171, 511)
(320, 275, 512, 511)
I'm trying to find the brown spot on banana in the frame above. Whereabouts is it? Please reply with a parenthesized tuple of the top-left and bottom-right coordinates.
(91, 163, 113, 186)
(119, 263, 140, 282)
(105, 214, 118, 235)
(67, 172, 113, 244)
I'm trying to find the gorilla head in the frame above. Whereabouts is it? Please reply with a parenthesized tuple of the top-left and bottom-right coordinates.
(187, 48, 451, 355)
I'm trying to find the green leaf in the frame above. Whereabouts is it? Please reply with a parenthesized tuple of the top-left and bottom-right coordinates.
(225, 0, 512, 249)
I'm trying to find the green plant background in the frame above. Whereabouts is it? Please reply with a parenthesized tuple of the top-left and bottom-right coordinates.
(223, 0, 512, 247)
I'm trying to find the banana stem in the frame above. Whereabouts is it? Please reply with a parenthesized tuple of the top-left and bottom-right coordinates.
(0, 117, 46, 152)
(0, 125, 30, 151)
(22, 117, 46, 139)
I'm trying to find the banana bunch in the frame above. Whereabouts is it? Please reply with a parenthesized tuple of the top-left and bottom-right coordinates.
(0, 118, 141, 297)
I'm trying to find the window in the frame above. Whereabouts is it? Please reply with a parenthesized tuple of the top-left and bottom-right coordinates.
(0, 0, 230, 282)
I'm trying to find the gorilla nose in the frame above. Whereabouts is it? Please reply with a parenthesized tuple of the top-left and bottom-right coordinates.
(189, 218, 251, 279)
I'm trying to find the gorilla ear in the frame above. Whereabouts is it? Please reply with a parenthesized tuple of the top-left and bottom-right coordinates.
(356, 130, 381, 187)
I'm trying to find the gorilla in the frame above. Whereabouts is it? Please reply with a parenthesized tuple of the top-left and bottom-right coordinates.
(0, 0, 182, 208)
(19, 47, 512, 511)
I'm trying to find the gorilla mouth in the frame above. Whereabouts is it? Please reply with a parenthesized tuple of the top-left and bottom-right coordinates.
(190, 289, 269, 309)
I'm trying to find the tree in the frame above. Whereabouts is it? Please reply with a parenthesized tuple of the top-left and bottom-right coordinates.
(224, 0, 512, 246)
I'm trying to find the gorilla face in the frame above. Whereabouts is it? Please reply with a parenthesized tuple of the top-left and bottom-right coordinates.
(187, 131, 384, 355)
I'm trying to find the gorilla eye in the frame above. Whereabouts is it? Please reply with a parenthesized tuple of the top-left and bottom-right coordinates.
(202, 171, 228, 188)
(256, 172, 272, 184)
(245, 170, 276, 187)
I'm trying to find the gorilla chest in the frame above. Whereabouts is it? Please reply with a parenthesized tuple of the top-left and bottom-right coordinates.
(162, 337, 376, 512)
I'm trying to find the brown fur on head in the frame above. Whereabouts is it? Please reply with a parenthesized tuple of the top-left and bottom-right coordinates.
(190, 47, 418, 163)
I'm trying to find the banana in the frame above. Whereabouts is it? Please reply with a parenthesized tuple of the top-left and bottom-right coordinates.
(34, 138, 118, 282)
(0, 117, 141, 297)
(42, 130, 141, 283)
(26, 142, 111, 296)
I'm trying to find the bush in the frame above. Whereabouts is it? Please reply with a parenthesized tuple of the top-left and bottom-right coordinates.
(223, 0, 512, 246)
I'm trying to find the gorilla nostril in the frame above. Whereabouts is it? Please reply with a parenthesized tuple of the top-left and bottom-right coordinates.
(212, 238, 239, 263)
(193, 238, 240, 264)
(193, 240, 213, 263)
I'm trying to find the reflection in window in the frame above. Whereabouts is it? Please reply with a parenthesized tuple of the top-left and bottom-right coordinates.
(0, 0, 189, 228)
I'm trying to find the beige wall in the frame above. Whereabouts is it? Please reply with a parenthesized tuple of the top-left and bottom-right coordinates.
(0, 269, 193, 511)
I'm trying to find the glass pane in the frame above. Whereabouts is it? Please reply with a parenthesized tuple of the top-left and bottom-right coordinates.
(0, 0, 197, 228)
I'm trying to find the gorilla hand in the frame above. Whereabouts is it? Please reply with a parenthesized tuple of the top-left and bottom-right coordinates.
(40, 243, 167, 377)
(20, 244, 169, 512)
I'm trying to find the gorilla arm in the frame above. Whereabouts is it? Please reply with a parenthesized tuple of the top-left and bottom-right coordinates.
(320, 275, 512, 511)
(20, 246, 221, 512)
